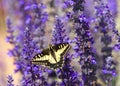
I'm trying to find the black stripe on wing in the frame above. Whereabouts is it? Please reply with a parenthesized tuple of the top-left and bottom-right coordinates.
(52, 43, 69, 51)
(32, 48, 50, 65)
(52, 43, 70, 56)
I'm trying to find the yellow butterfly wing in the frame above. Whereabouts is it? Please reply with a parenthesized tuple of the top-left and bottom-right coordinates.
(53, 43, 71, 58)
(32, 48, 50, 65)
(47, 43, 71, 69)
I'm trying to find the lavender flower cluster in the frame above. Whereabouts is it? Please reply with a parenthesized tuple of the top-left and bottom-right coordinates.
(94, 0, 118, 85)
(6, 0, 119, 86)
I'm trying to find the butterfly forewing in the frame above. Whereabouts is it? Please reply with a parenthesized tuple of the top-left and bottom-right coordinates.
(32, 49, 49, 65)
(53, 43, 71, 57)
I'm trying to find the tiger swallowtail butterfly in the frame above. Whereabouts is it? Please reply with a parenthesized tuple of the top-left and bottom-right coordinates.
(32, 43, 70, 69)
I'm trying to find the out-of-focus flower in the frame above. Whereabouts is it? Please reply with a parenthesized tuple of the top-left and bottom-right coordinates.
(108, 0, 117, 18)
(18, 16, 49, 85)
(94, 0, 120, 44)
(6, 0, 120, 85)
(94, 0, 117, 85)
(63, 0, 98, 85)
(64, 0, 98, 85)
(32, 2, 48, 49)
(63, 0, 74, 8)
(7, 75, 14, 86)
(6, 18, 20, 57)
(6, 1, 48, 85)
(6, 18, 14, 44)
(74, 15, 97, 86)
(52, 17, 80, 85)
(72, 0, 85, 12)
(52, 17, 67, 44)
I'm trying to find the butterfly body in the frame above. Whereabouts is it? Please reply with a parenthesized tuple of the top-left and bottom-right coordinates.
(32, 43, 70, 69)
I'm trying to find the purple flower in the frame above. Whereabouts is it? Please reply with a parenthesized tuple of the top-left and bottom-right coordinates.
(74, 15, 97, 86)
(64, 0, 98, 85)
(31, 2, 48, 49)
(94, 0, 117, 85)
(94, 0, 120, 43)
(6, 18, 19, 57)
(72, 0, 85, 12)
(6, 1, 48, 85)
(52, 17, 80, 85)
(114, 44, 120, 51)
(7, 75, 14, 86)
(6, 18, 14, 44)
(52, 17, 67, 44)
(63, 0, 74, 8)
(6, 0, 120, 85)
(18, 17, 48, 85)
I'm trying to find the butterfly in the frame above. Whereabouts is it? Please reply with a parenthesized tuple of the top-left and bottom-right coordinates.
(32, 43, 71, 69)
